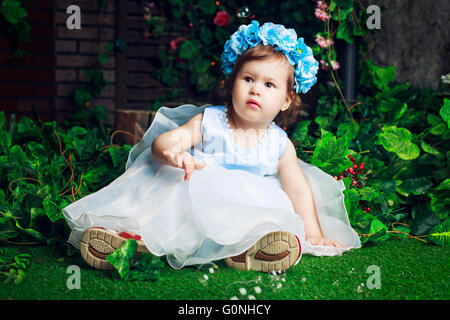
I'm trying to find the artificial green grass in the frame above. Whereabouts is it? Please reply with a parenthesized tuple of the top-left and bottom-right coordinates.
(1, 238, 448, 300)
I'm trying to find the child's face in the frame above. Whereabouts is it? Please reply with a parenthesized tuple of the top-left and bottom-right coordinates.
(231, 58, 293, 127)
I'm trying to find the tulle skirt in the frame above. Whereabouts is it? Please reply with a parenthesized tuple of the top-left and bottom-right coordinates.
(62, 104, 361, 269)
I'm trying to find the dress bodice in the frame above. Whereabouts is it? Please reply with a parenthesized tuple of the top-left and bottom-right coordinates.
(199, 106, 288, 177)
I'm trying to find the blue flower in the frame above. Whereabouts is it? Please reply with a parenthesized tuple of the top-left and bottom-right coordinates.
(229, 30, 248, 55)
(220, 21, 319, 94)
(242, 20, 261, 47)
(275, 27, 297, 52)
(258, 22, 280, 47)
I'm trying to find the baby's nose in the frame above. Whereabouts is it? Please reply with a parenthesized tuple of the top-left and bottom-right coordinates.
(249, 83, 261, 95)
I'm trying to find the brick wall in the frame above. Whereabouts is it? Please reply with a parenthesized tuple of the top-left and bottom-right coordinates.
(54, 0, 116, 126)
(0, 0, 55, 123)
(115, 0, 218, 115)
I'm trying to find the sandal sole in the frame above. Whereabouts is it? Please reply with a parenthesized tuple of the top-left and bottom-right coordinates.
(224, 231, 301, 273)
(80, 228, 149, 270)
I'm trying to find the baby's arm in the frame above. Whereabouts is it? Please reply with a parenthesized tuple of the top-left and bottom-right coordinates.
(278, 139, 343, 248)
(151, 113, 206, 180)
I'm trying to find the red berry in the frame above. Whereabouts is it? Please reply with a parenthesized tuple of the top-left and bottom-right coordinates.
(357, 170, 363, 174)
(366, 207, 371, 212)
(340, 174, 344, 179)
(351, 180, 357, 185)
(353, 164, 358, 169)
(334, 176, 338, 180)
(363, 177, 367, 181)
(350, 157, 356, 163)
(359, 162, 365, 170)
(349, 168, 354, 174)
(357, 185, 362, 188)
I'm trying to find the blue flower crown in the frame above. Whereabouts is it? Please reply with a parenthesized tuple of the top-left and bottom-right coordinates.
(220, 20, 319, 94)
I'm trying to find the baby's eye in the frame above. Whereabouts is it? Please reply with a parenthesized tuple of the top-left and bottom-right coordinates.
(265, 82, 274, 88)
(244, 76, 253, 82)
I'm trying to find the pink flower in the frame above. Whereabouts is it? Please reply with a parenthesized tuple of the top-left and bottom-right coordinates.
(315, 8, 331, 21)
(314, 1, 331, 21)
(170, 37, 185, 52)
(315, 34, 334, 48)
(316, 1, 329, 10)
(214, 11, 230, 26)
(320, 59, 340, 71)
(331, 60, 340, 70)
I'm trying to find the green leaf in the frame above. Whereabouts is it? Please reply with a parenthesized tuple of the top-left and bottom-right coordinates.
(376, 125, 420, 160)
(362, 218, 389, 245)
(16, 20, 31, 43)
(14, 253, 32, 270)
(178, 40, 197, 60)
(106, 239, 137, 280)
(393, 102, 408, 120)
(429, 219, 450, 246)
(97, 52, 109, 64)
(367, 60, 396, 90)
(292, 120, 311, 143)
(314, 115, 333, 129)
(42, 199, 62, 223)
(0, 0, 27, 24)
(199, 26, 213, 45)
(420, 140, 440, 155)
(14, 220, 47, 244)
(428, 179, 450, 221)
(411, 203, 441, 236)
(311, 129, 349, 175)
(439, 98, 450, 128)
(195, 72, 216, 92)
(108, 146, 127, 169)
(198, 0, 216, 15)
(104, 41, 114, 52)
(336, 121, 359, 140)
(0, 131, 11, 151)
(0, 112, 6, 131)
(397, 177, 434, 196)
(336, 19, 353, 44)
(332, 6, 353, 21)
(74, 87, 92, 107)
(191, 57, 210, 74)
(127, 253, 165, 281)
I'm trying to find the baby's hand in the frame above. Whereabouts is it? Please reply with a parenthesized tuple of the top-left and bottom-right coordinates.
(306, 234, 344, 248)
(162, 150, 207, 181)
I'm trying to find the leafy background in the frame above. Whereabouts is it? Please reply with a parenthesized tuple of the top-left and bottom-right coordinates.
(0, 0, 449, 284)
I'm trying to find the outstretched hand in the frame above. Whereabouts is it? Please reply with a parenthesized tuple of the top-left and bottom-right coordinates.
(162, 150, 207, 181)
(306, 234, 344, 248)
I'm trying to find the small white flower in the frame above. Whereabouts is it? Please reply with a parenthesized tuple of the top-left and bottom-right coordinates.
(230, 296, 239, 300)
(203, 274, 209, 280)
(301, 277, 307, 282)
(208, 267, 215, 274)
(254, 286, 262, 294)
(281, 277, 286, 282)
(248, 295, 256, 300)
(239, 288, 247, 295)
(276, 283, 282, 289)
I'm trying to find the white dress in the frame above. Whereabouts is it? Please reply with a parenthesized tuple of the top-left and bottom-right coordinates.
(62, 104, 361, 269)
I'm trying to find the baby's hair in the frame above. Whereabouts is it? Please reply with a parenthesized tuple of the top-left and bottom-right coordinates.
(217, 44, 303, 128)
